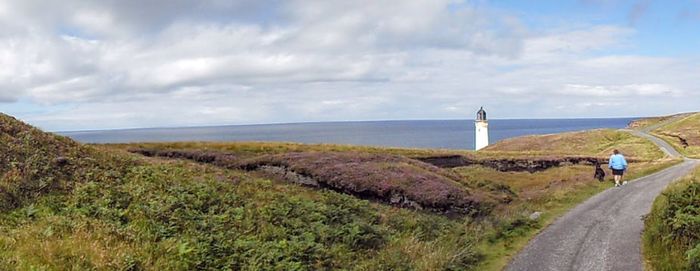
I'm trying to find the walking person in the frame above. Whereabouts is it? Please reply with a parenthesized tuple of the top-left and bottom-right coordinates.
(608, 149, 628, 187)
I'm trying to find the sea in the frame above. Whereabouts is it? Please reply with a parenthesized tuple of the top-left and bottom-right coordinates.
(60, 118, 635, 150)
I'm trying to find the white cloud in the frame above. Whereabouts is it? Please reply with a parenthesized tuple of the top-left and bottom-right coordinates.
(559, 84, 682, 97)
(522, 25, 633, 63)
(0, 0, 698, 130)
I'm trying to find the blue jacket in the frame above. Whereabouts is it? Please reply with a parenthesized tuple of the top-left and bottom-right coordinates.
(609, 154, 628, 170)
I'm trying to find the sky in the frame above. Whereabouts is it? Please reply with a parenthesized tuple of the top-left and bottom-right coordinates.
(1, 0, 700, 131)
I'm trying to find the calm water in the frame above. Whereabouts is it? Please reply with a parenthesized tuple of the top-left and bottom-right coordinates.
(60, 118, 635, 150)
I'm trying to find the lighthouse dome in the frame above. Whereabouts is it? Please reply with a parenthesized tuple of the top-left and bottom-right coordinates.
(476, 107, 487, 121)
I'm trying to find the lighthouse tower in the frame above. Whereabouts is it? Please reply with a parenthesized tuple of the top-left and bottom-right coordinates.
(475, 107, 489, 151)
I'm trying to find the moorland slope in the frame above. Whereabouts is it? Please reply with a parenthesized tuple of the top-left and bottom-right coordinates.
(649, 112, 700, 158)
(115, 127, 675, 270)
(0, 113, 679, 270)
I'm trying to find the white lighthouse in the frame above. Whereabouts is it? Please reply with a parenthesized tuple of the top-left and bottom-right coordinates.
(475, 107, 489, 151)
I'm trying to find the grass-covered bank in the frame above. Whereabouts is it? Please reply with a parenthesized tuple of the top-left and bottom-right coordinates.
(481, 129, 665, 160)
(643, 167, 700, 271)
(0, 159, 484, 270)
(0, 113, 483, 270)
(108, 129, 677, 271)
(0, 113, 682, 270)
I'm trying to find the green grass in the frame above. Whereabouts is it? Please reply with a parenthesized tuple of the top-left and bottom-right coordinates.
(98, 123, 678, 270)
(0, 114, 487, 270)
(482, 129, 665, 161)
(0, 158, 486, 270)
(643, 166, 700, 271)
(0, 113, 685, 270)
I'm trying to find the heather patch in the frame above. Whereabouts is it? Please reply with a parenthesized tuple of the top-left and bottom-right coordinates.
(129, 148, 240, 168)
(243, 152, 493, 215)
(132, 148, 494, 215)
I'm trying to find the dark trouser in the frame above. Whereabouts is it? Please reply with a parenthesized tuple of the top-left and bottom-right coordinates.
(612, 169, 624, 176)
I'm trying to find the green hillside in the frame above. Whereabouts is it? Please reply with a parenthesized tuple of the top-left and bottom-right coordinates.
(0, 113, 679, 270)
(0, 113, 489, 270)
(107, 126, 675, 270)
(482, 129, 665, 160)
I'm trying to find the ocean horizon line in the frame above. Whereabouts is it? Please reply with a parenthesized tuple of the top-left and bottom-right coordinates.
(56, 116, 640, 134)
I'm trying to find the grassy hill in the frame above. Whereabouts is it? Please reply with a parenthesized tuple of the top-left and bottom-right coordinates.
(482, 129, 665, 160)
(648, 112, 700, 158)
(0, 113, 679, 270)
(1, 113, 497, 270)
(105, 127, 675, 270)
(0, 114, 136, 211)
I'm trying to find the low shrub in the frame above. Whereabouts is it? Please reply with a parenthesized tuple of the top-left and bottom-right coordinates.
(488, 216, 540, 246)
